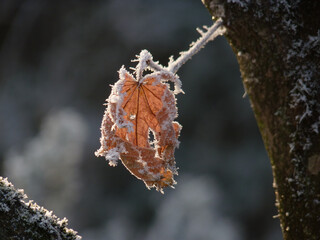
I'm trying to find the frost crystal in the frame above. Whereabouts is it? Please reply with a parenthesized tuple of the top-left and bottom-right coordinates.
(227, 0, 250, 8)
(0, 177, 81, 239)
(96, 19, 225, 192)
(288, 32, 320, 151)
(167, 19, 225, 74)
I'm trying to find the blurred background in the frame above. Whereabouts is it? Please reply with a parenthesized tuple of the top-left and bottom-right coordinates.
(0, 0, 282, 239)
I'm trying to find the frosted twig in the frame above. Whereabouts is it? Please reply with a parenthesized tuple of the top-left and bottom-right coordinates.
(167, 18, 224, 74)
(126, 19, 224, 96)
(147, 59, 165, 72)
(132, 19, 224, 78)
(132, 50, 153, 82)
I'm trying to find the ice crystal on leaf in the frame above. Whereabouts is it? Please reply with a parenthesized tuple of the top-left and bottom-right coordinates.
(95, 19, 224, 192)
(95, 56, 181, 192)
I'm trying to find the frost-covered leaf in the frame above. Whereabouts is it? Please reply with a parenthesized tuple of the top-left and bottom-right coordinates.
(95, 56, 181, 192)
(95, 20, 224, 192)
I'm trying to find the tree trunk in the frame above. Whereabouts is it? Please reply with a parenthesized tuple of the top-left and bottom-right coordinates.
(0, 177, 81, 240)
(203, 1, 320, 239)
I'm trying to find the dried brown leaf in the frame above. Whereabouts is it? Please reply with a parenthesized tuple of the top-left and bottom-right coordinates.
(96, 60, 181, 192)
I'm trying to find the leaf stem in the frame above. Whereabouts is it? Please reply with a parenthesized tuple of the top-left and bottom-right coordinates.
(167, 18, 224, 74)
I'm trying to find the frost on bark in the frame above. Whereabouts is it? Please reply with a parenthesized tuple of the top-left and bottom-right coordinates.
(203, 0, 320, 239)
(0, 177, 81, 240)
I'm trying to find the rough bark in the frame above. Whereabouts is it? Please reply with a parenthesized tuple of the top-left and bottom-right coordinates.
(0, 177, 81, 240)
(202, 1, 320, 239)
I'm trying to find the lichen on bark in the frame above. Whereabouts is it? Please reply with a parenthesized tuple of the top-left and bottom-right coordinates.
(203, 1, 320, 239)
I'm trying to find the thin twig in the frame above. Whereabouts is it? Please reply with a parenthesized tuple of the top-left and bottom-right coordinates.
(167, 18, 224, 74)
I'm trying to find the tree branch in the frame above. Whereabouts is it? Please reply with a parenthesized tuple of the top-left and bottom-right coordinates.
(203, 1, 320, 239)
(0, 177, 81, 240)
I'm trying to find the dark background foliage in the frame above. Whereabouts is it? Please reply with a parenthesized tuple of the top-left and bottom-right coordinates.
(0, 0, 281, 239)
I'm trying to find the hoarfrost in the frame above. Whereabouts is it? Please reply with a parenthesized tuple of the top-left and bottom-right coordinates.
(167, 19, 225, 74)
(0, 177, 81, 239)
(284, 16, 320, 203)
(105, 148, 121, 167)
(96, 19, 224, 192)
(311, 121, 319, 134)
(108, 68, 134, 133)
(227, 0, 250, 8)
(288, 34, 319, 151)
(132, 49, 152, 82)
(0, 202, 10, 212)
